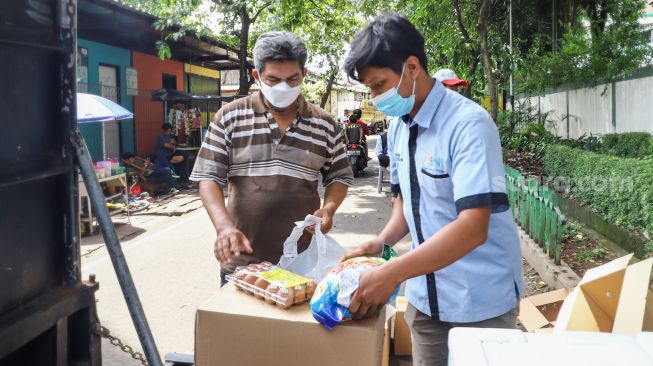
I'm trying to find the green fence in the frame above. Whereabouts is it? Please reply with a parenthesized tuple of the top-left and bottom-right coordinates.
(505, 167, 566, 265)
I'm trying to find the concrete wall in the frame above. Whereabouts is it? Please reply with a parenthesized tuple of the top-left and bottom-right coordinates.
(615, 76, 653, 133)
(132, 52, 184, 156)
(519, 68, 653, 139)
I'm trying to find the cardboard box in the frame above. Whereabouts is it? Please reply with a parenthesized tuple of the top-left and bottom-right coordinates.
(518, 288, 570, 332)
(554, 254, 653, 336)
(392, 296, 412, 356)
(195, 284, 386, 366)
(381, 318, 391, 366)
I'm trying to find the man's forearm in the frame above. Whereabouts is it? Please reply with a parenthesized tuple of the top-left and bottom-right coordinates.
(376, 194, 410, 246)
(322, 182, 348, 214)
(384, 206, 491, 284)
(199, 180, 234, 232)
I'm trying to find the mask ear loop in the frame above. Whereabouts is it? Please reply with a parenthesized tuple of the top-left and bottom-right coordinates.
(398, 62, 417, 97)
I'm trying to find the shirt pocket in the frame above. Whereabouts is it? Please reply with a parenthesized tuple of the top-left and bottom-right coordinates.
(421, 167, 450, 179)
(420, 167, 454, 204)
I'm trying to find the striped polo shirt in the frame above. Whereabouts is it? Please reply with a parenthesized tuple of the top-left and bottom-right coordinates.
(191, 92, 353, 272)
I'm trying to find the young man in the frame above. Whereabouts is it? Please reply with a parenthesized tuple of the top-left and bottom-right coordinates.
(154, 123, 184, 170)
(343, 14, 523, 365)
(433, 68, 469, 92)
(190, 31, 353, 285)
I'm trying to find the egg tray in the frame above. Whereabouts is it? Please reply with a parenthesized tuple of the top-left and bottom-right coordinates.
(225, 275, 310, 306)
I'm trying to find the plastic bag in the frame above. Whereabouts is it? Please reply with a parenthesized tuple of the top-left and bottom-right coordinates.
(278, 214, 346, 282)
(310, 246, 399, 330)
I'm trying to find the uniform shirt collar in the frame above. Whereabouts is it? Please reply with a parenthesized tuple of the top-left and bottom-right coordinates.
(401, 79, 445, 128)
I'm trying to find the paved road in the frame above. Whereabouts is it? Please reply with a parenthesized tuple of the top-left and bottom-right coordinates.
(81, 135, 411, 365)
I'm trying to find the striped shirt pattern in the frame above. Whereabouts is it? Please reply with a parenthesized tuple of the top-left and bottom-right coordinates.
(190, 92, 353, 271)
(190, 92, 353, 187)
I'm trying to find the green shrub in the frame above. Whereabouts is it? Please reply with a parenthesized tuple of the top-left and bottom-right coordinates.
(497, 108, 555, 158)
(544, 145, 653, 257)
(598, 132, 653, 158)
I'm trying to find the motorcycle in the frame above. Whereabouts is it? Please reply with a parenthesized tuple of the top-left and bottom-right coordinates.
(346, 142, 367, 176)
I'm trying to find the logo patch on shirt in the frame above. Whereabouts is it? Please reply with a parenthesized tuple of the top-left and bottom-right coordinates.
(394, 153, 403, 162)
(423, 155, 444, 171)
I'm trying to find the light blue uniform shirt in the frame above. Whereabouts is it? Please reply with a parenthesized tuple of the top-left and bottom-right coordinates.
(388, 81, 524, 323)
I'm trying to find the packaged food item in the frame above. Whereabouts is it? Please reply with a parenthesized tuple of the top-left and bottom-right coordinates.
(310, 248, 399, 330)
(226, 264, 315, 309)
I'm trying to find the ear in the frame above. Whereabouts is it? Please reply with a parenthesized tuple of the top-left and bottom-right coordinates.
(406, 56, 421, 80)
(252, 69, 260, 80)
(303, 68, 308, 77)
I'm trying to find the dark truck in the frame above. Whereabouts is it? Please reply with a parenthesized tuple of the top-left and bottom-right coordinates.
(0, 1, 102, 365)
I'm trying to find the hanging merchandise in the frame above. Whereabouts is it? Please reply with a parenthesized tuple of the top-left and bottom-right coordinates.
(185, 108, 193, 136)
(168, 109, 175, 128)
(193, 107, 201, 128)
(175, 109, 183, 137)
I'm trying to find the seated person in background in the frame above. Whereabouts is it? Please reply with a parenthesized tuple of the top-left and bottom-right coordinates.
(375, 131, 389, 168)
(350, 109, 371, 160)
(121, 152, 178, 194)
(155, 123, 184, 169)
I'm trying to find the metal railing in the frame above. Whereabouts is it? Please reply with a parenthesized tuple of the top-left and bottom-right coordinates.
(505, 167, 566, 264)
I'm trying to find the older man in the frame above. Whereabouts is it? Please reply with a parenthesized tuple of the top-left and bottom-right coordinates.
(191, 31, 353, 284)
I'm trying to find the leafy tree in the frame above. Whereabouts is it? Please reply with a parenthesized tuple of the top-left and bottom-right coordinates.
(516, 0, 653, 94)
(270, 0, 361, 108)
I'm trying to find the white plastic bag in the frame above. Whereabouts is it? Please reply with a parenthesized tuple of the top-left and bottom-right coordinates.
(278, 214, 346, 282)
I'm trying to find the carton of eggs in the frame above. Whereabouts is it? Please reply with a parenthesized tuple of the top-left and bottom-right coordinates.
(228, 262, 317, 309)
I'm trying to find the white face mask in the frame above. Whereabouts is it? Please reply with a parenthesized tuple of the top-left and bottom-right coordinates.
(257, 71, 302, 109)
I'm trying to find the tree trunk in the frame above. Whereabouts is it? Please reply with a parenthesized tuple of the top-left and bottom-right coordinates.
(319, 69, 337, 109)
(237, 6, 253, 96)
(464, 54, 480, 98)
(477, 0, 497, 121)
(453, 0, 480, 99)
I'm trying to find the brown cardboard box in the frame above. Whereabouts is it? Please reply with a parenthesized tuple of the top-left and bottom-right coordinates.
(381, 318, 391, 366)
(518, 288, 570, 332)
(392, 296, 412, 356)
(195, 283, 386, 366)
(555, 254, 653, 336)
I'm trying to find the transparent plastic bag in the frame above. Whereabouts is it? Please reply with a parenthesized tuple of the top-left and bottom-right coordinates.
(278, 214, 346, 282)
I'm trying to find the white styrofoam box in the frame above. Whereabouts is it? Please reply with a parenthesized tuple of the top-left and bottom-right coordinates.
(448, 328, 653, 366)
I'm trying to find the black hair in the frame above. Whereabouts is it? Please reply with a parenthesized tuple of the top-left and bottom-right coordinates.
(349, 109, 362, 123)
(162, 123, 172, 130)
(344, 13, 428, 82)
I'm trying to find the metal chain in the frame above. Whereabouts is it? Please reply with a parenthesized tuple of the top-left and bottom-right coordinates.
(94, 323, 149, 366)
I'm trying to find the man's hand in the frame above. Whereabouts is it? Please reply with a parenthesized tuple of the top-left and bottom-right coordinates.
(349, 265, 398, 319)
(214, 226, 253, 264)
(308, 208, 333, 234)
(341, 238, 384, 262)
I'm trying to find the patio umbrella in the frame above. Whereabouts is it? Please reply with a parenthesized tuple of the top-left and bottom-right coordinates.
(77, 92, 133, 123)
(76, 93, 134, 159)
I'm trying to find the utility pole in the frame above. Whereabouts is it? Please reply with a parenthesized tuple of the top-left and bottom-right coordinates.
(509, 0, 514, 109)
(552, 0, 556, 52)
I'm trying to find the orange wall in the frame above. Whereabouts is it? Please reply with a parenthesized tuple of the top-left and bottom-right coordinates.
(132, 51, 185, 156)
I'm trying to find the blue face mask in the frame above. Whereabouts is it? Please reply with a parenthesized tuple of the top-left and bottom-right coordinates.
(371, 63, 416, 117)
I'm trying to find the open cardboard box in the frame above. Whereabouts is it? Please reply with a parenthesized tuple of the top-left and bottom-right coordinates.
(392, 296, 413, 355)
(195, 283, 391, 366)
(519, 288, 570, 332)
(553, 254, 653, 336)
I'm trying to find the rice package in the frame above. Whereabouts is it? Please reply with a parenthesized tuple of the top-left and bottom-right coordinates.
(310, 252, 399, 329)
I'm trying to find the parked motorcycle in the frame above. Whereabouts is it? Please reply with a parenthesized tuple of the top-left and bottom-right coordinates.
(346, 142, 367, 176)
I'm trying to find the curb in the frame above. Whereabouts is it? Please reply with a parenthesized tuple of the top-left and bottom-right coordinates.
(518, 228, 581, 290)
